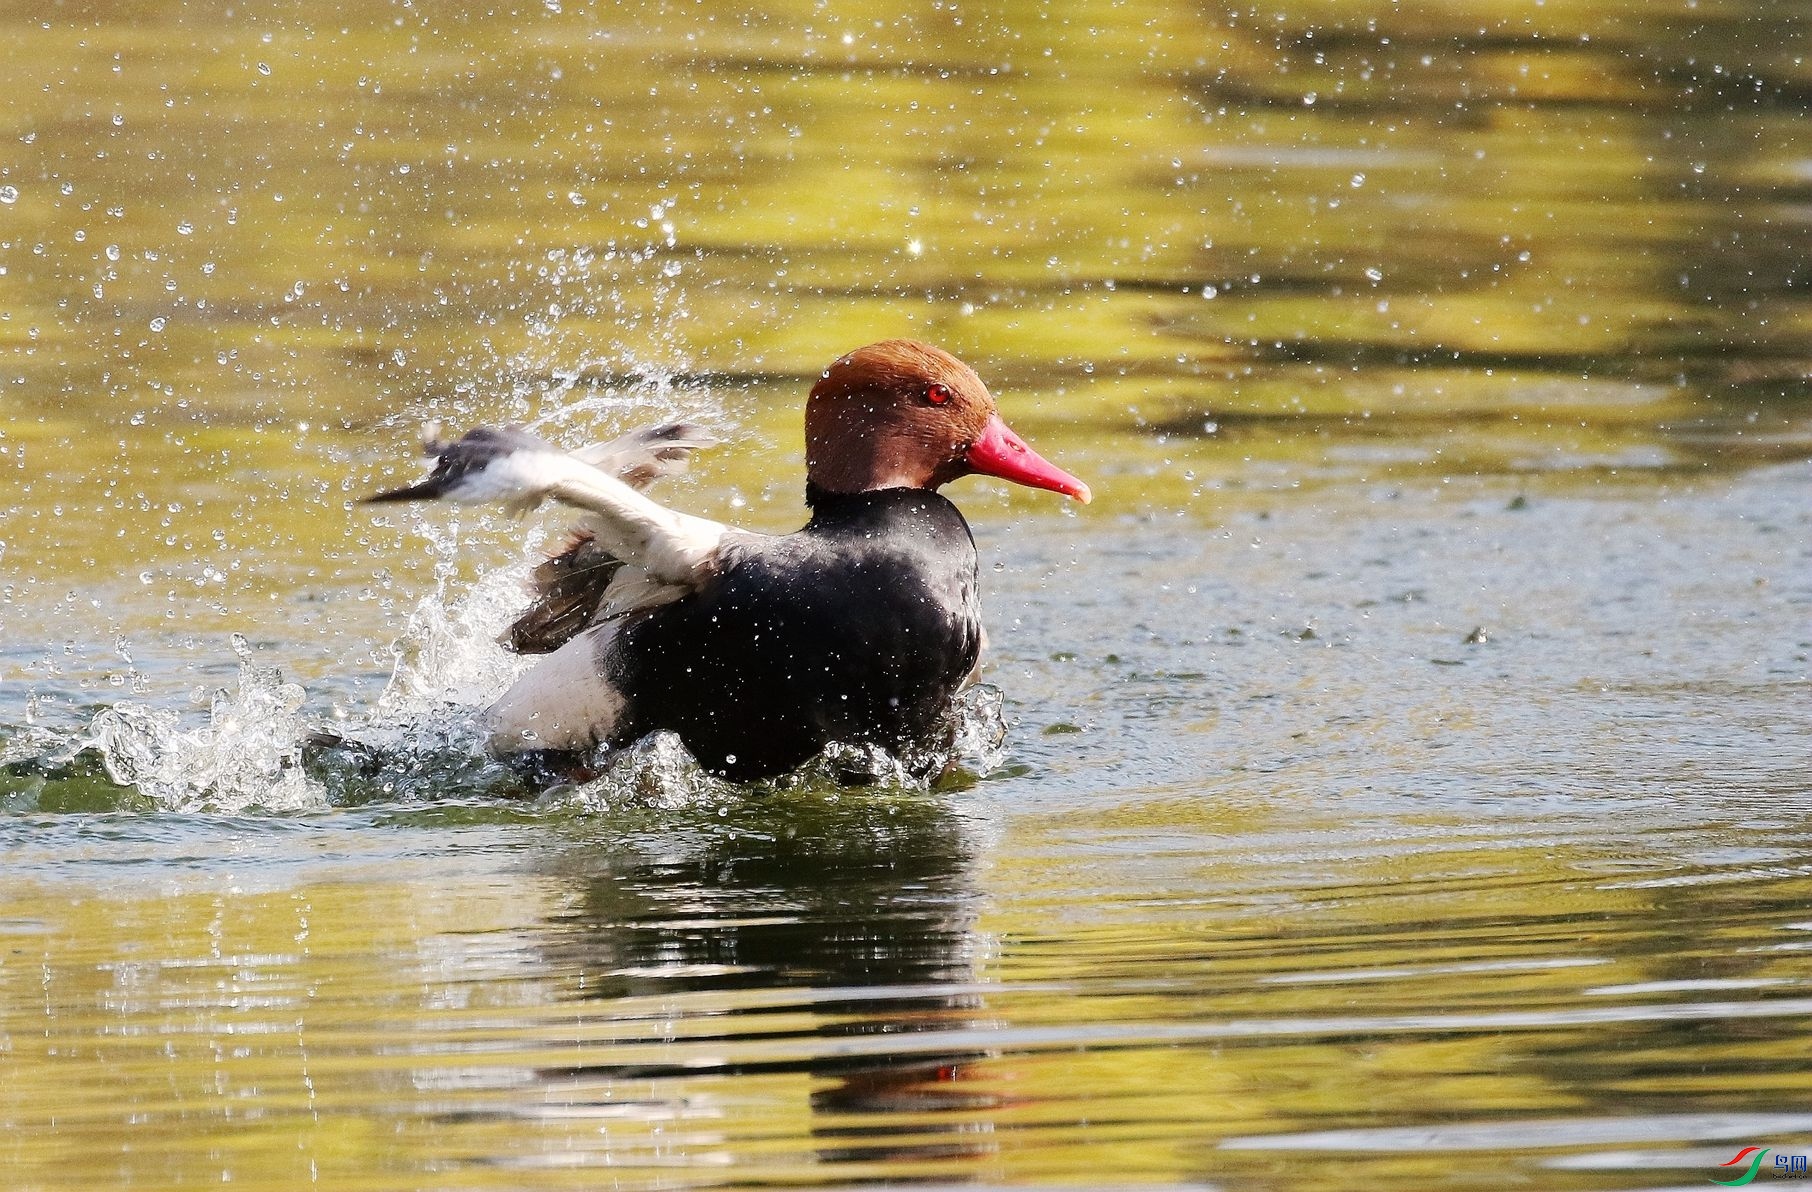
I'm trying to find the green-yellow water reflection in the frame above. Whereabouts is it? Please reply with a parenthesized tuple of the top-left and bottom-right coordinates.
(2, 0, 1810, 1187)
(4, 794, 1812, 1189)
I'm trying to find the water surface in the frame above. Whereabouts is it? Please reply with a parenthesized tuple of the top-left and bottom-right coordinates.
(2, 1, 1810, 1188)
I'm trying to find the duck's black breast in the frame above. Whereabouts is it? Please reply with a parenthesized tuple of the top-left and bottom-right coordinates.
(603, 487, 983, 779)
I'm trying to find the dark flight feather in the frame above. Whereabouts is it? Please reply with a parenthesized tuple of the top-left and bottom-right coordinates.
(504, 422, 719, 654)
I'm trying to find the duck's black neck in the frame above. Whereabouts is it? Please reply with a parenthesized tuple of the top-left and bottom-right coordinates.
(804, 481, 939, 510)
(801, 483, 969, 541)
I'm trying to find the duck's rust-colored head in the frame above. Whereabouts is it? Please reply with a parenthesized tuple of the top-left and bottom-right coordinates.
(804, 339, 1090, 503)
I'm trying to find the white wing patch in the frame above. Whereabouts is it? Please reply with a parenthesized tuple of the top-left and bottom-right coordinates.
(369, 424, 757, 594)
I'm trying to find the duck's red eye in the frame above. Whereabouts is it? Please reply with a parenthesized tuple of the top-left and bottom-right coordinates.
(926, 382, 953, 405)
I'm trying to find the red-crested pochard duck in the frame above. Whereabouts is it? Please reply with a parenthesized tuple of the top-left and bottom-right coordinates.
(368, 339, 1089, 780)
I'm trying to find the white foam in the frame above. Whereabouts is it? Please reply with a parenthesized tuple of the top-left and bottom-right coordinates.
(83, 660, 322, 812)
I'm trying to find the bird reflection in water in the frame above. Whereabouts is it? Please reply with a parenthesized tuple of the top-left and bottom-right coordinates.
(523, 791, 1009, 1173)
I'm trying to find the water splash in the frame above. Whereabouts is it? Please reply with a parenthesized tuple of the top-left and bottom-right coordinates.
(9, 213, 751, 813)
(553, 684, 1012, 812)
(81, 659, 321, 812)
(559, 730, 739, 812)
(373, 531, 535, 723)
(445, 234, 715, 438)
(31, 521, 540, 811)
(19, 492, 1013, 811)
(305, 518, 542, 803)
(946, 683, 1010, 775)
(26, 621, 1012, 811)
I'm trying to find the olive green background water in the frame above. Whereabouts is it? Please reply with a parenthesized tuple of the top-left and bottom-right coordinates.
(2, 1, 1810, 1189)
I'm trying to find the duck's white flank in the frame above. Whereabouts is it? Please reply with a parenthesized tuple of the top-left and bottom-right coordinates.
(486, 625, 625, 752)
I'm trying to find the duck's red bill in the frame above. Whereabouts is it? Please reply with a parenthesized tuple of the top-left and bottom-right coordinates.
(965, 414, 1092, 504)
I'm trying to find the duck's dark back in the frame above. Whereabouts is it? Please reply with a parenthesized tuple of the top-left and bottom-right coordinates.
(604, 488, 983, 779)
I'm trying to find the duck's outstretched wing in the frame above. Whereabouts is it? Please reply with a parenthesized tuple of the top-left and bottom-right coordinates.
(571, 421, 719, 488)
(367, 421, 742, 653)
